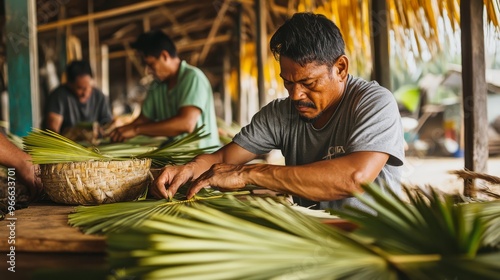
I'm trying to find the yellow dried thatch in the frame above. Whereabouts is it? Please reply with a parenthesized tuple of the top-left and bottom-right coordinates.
(236, 0, 500, 108)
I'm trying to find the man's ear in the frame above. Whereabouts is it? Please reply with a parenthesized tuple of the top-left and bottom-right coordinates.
(335, 55, 349, 80)
(160, 50, 171, 62)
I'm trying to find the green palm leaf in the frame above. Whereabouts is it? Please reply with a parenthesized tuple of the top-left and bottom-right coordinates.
(23, 128, 112, 164)
(68, 187, 250, 234)
(72, 183, 500, 280)
(107, 197, 395, 280)
(23, 126, 213, 166)
(333, 184, 500, 256)
(136, 125, 219, 166)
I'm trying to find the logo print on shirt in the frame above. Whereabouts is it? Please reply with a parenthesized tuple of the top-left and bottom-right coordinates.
(323, 146, 345, 160)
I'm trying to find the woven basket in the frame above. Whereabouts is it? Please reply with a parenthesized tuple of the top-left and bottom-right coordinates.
(40, 158, 152, 205)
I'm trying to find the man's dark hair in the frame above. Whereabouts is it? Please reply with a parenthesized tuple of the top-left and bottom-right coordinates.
(66, 60, 93, 83)
(131, 30, 177, 58)
(270, 12, 345, 68)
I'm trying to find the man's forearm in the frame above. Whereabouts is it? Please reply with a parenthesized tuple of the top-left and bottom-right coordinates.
(135, 117, 194, 138)
(0, 135, 30, 168)
(240, 151, 389, 202)
(241, 162, 361, 201)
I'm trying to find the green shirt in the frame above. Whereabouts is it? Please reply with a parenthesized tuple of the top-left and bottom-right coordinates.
(141, 60, 220, 149)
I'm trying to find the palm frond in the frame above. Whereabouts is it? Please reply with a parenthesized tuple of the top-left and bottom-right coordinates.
(332, 184, 500, 257)
(68, 187, 250, 234)
(23, 127, 213, 166)
(136, 125, 218, 166)
(98, 184, 500, 280)
(107, 197, 395, 280)
(23, 128, 113, 164)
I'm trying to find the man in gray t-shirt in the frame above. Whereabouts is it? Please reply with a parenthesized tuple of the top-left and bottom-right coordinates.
(44, 60, 112, 134)
(153, 13, 404, 213)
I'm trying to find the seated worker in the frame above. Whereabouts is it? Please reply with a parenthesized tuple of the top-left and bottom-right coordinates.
(109, 30, 220, 149)
(44, 60, 112, 134)
(153, 13, 405, 213)
(0, 133, 42, 200)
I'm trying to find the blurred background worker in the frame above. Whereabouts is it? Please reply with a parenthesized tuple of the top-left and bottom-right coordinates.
(109, 30, 220, 149)
(44, 60, 112, 135)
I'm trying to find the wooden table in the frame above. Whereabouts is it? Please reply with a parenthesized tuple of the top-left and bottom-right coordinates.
(0, 203, 105, 253)
(0, 203, 107, 280)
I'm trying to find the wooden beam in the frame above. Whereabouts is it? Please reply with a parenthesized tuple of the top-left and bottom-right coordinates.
(37, 0, 180, 32)
(102, 18, 231, 46)
(123, 42, 144, 75)
(256, 0, 267, 108)
(159, 6, 190, 40)
(198, 0, 231, 65)
(370, 0, 391, 91)
(461, 0, 489, 198)
(269, 0, 289, 15)
(5, 0, 40, 135)
(107, 34, 232, 59)
(110, 23, 137, 39)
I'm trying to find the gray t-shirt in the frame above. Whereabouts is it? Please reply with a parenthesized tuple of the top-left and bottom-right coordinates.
(45, 85, 113, 133)
(233, 75, 405, 212)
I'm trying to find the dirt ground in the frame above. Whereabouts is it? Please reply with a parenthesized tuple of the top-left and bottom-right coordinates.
(402, 155, 500, 194)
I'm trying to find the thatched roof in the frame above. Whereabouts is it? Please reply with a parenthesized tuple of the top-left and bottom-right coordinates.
(34, 0, 500, 72)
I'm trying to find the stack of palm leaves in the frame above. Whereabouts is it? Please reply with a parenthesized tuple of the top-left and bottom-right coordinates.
(97, 183, 500, 280)
(23, 126, 215, 167)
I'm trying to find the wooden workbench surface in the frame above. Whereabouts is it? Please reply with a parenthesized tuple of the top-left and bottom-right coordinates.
(0, 200, 355, 254)
(0, 203, 105, 253)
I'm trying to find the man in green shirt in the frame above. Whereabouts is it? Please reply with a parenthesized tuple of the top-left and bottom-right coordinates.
(109, 30, 220, 149)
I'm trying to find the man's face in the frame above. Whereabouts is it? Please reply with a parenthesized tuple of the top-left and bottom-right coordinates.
(144, 52, 171, 82)
(69, 75, 93, 103)
(279, 56, 345, 124)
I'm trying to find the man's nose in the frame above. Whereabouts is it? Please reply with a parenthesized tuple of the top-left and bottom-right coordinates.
(289, 84, 306, 100)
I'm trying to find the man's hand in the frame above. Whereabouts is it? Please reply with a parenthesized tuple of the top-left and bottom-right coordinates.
(186, 163, 248, 199)
(109, 125, 137, 142)
(17, 162, 43, 201)
(153, 165, 196, 199)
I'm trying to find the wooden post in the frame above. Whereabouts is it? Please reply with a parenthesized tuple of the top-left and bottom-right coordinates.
(56, 5, 67, 80)
(5, 0, 40, 136)
(222, 49, 232, 124)
(461, 0, 488, 198)
(88, 0, 101, 89)
(101, 45, 109, 98)
(236, 3, 244, 125)
(256, 0, 267, 108)
(370, 0, 391, 91)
